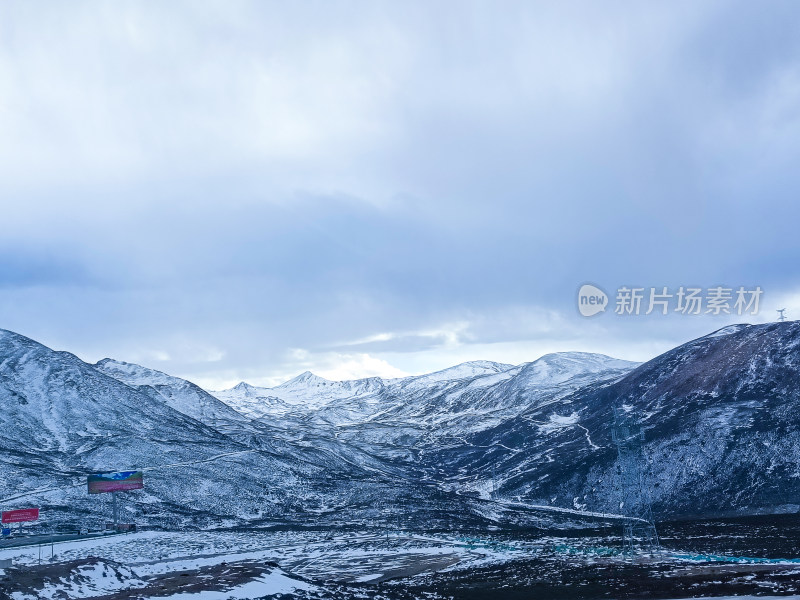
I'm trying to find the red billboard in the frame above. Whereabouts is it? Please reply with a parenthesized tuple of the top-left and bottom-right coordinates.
(88, 471, 144, 494)
(2, 508, 40, 523)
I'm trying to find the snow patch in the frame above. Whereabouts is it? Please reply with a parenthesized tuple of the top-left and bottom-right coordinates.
(10, 560, 146, 600)
(538, 412, 580, 433)
(155, 568, 315, 599)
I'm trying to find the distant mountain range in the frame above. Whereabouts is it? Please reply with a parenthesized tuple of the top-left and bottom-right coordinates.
(1, 322, 798, 531)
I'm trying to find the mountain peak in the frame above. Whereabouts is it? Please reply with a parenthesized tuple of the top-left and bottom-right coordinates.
(518, 352, 639, 386)
(455, 359, 514, 370)
(95, 357, 136, 370)
(393, 360, 516, 388)
(532, 351, 637, 367)
(435, 359, 514, 374)
(277, 371, 330, 388)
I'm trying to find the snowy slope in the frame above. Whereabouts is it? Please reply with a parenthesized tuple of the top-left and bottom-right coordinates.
(430, 322, 800, 518)
(514, 352, 636, 386)
(301, 353, 637, 441)
(5, 323, 800, 528)
(213, 372, 387, 418)
(213, 355, 630, 427)
(385, 360, 515, 389)
(207, 353, 638, 489)
(95, 358, 248, 425)
(0, 330, 401, 530)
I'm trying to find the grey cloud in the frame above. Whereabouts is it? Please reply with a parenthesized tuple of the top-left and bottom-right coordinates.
(0, 1, 799, 386)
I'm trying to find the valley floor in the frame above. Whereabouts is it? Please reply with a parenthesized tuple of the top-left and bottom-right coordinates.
(2, 516, 800, 599)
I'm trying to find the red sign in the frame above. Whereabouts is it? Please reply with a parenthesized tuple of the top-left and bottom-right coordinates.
(2, 508, 40, 523)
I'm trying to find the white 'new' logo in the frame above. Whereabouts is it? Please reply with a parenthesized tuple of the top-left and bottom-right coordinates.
(578, 284, 608, 317)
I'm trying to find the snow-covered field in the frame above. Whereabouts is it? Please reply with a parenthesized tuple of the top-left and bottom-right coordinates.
(0, 528, 529, 599)
(4, 518, 800, 599)
(0, 529, 524, 578)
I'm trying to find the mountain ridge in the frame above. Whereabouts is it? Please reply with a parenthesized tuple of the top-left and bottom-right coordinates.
(3, 323, 797, 528)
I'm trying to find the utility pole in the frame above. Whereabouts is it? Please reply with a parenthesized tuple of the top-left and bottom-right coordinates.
(611, 406, 659, 554)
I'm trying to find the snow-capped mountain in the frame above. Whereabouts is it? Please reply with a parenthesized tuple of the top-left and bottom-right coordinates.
(0, 330, 404, 529)
(204, 353, 640, 501)
(428, 322, 800, 518)
(95, 358, 248, 425)
(513, 352, 636, 386)
(4, 322, 800, 530)
(213, 371, 387, 418)
(385, 360, 515, 390)
(250, 353, 637, 449)
(214, 355, 633, 428)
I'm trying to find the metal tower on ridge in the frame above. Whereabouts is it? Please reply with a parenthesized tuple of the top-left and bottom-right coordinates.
(777, 308, 787, 322)
(612, 406, 659, 554)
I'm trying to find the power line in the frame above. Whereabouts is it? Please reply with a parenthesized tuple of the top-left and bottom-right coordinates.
(611, 406, 659, 554)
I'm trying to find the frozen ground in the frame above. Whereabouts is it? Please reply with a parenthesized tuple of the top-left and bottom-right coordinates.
(3, 516, 800, 599)
(0, 529, 523, 582)
(0, 528, 527, 599)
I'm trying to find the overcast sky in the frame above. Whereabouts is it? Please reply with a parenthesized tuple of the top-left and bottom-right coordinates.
(1, 1, 799, 389)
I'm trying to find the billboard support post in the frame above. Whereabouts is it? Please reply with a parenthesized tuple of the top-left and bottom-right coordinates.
(112, 492, 118, 528)
(86, 470, 142, 532)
